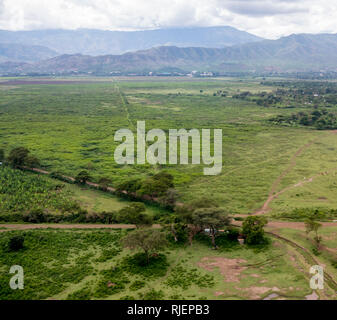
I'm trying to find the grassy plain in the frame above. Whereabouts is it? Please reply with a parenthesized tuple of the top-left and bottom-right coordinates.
(2, 228, 335, 300)
(1, 77, 337, 301)
(1, 77, 337, 216)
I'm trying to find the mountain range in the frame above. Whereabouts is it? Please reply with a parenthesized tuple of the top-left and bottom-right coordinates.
(0, 26, 262, 57)
(0, 43, 58, 63)
(1, 28, 337, 75)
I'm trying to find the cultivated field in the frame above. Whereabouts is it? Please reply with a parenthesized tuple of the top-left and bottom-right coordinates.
(0, 76, 336, 300)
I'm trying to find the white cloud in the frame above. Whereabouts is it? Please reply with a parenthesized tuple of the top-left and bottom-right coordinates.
(0, 0, 336, 39)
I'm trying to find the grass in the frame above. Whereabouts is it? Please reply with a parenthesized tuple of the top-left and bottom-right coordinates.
(2, 77, 337, 215)
(277, 227, 337, 282)
(64, 184, 166, 217)
(2, 228, 335, 300)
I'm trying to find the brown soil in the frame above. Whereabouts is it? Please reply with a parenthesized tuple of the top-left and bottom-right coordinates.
(0, 223, 161, 232)
(197, 257, 247, 282)
(232, 221, 337, 230)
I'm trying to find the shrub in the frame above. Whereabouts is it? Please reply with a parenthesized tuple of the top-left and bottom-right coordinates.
(165, 265, 214, 290)
(167, 223, 188, 244)
(98, 177, 112, 191)
(75, 170, 91, 184)
(242, 216, 268, 245)
(93, 267, 129, 298)
(129, 280, 146, 291)
(67, 288, 91, 300)
(121, 252, 169, 278)
(23, 208, 46, 223)
(8, 235, 24, 251)
(117, 203, 152, 226)
(141, 288, 164, 300)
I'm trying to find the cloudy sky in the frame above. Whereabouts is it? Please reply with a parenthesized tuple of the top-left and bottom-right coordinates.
(0, 0, 336, 39)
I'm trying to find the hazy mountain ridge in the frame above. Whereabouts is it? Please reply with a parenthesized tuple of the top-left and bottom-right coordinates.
(0, 43, 58, 63)
(0, 26, 262, 56)
(2, 33, 337, 74)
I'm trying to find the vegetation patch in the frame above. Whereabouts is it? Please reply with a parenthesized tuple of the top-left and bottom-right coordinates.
(120, 252, 169, 278)
(165, 265, 215, 290)
(270, 109, 337, 130)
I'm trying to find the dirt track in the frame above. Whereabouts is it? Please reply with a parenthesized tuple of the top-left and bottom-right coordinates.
(0, 220, 336, 233)
(254, 131, 337, 215)
(232, 220, 337, 231)
(0, 223, 161, 232)
(254, 139, 317, 215)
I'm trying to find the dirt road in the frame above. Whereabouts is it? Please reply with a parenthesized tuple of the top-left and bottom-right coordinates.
(0, 223, 161, 232)
(0, 220, 336, 233)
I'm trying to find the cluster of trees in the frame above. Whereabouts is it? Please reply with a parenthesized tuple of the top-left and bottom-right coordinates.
(173, 198, 231, 249)
(116, 172, 177, 208)
(0, 147, 40, 168)
(122, 206, 269, 266)
(232, 91, 284, 108)
(232, 91, 252, 100)
(270, 109, 337, 130)
(16, 202, 154, 225)
(232, 81, 337, 110)
(213, 90, 228, 97)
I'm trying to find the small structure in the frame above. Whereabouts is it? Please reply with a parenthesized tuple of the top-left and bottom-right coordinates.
(237, 234, 245, 245)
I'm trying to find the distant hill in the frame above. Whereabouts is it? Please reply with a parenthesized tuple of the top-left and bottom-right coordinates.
(0, 26, 263, 56)
(2, 33, 337, 74)
(0, 43, 58, 63)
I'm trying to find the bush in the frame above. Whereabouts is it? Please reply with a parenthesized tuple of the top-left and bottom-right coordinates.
(67, 288, 91, 300)
(75, 170, 91, 184)
(7, 147, 40, 168)
(50, 171, 74, 184)
(8, 235, 24, 251)
(331, 259, 337, 269)
(141, 288, 165, 300)
(98, 177, 112, 191)
(272, 208, 337, 221)
(23, 208, 46, 223)
(93, 267, 130, 298)
(117, 203, 152, 226)
(165, 265, 214, 290)
(242, 216, 268, 245)
(167, 223, 188, 244)
(129, 280, 146, 290)
(195, 228, 239, 249)
(121, 252, 169, 278)
(85, 211, 117, 224)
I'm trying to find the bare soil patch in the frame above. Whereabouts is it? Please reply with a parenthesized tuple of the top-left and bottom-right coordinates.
(197, 257, 247, 282)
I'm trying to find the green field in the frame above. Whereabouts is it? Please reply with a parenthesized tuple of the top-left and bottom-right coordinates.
(1, 76, 337, 301)
(2, 77, 337, 216)
(1, 228, 335, 300)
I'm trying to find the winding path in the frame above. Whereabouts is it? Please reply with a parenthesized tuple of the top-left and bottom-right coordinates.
(254, 139, 317, 214)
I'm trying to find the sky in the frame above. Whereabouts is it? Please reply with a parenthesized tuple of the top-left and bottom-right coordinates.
(0, 0, 336, 39)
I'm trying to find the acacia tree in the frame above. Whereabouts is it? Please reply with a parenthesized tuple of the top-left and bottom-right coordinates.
(192, 208, 231, 249)
(175, 197, 230, 246)
(122, 229, 167, 264)
(305, 218, 322, 250)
